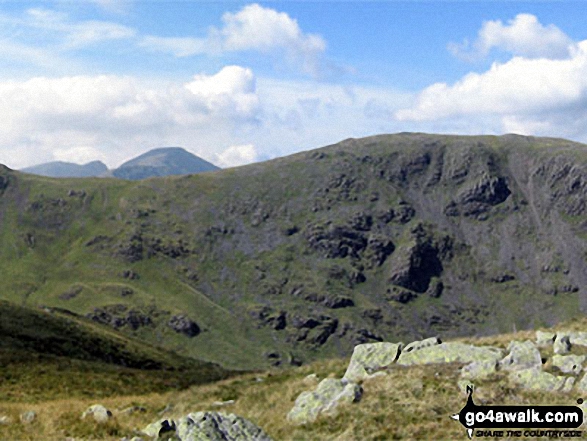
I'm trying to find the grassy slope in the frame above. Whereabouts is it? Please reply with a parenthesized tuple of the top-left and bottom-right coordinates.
(0, 133, 586, 371)
(0, 300, 232, 403)
(2, 319, 586, 440)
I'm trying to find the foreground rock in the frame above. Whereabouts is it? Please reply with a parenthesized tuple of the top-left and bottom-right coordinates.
(397, 342, 502, 366)
(287, 378, 363, 425)
(499, 340, 542, 371)
(509, 368, 575, 393)
(81, 404, 112, 423)
(142, 412, 271, 440)
(343, 342, 403, 382)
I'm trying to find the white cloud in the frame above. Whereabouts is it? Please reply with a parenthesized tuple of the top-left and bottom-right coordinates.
(140, 3, 326, 75)
(25, 8, 136, 49)
(396, 37, 587, 141)
(0, 67, 261, 169)
(215, 144, 259, 168)
(449, 13, 574, 60)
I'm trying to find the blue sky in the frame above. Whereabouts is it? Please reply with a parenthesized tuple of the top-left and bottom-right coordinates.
(1, 1, 587, 169)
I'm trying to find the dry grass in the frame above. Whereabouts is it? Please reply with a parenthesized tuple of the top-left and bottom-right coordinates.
(1, 328, 586, 440)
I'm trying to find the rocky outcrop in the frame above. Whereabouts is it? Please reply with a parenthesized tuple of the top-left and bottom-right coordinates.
(343, 342, 403, 383)
(287, 378, 363, 425)
(168, 314, 200, 337)
(499, 340, 542, 371)
(397, 342, 502, 366)
(142, 411, 270, 440)
(509, 369, 575, 393)
(552, 354, 585, 375)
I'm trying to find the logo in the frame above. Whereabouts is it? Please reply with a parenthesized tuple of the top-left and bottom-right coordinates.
(451, 385, 583, 438)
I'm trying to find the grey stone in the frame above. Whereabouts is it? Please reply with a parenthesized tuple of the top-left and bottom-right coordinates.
(509, 368, 573, 392)
(397, 342, 502, 366)
(142, 418, 176, 439)
(176, 412, 272, 441)
(287, 378, 363, 425)
(552, 354, 585, 375)
(343, 342, 403, 383)
(536, 330, 556, 347)
(303, 373, 319, 385)
(499, 340, 542, 371)
(402, 336, 441, 353)
(120, 406, 147, 415)
(554, 334, 572, 355)
(461, 359, 498, 380)
(0, 415, 12, 425)
(19, 410, 36, 424)
(81, 404, 112, 423)
(569, 332, 587, 347)
(576, 373, 587, 393)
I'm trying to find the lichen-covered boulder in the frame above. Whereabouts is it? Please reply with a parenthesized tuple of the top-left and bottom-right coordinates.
(569, 332, 587, 347)
(552, 354, 585, 375)
(81, 404, 112, 423)
(461, 359, 498, 380)
(509, 368, 574, 392)
(536, 330, 556, 347)
(402, 337, 441, 353)
(287, 378, 363, 425)
(499, 340, 542, 371)
(176, 412, 272, 441)
(554, 334, 571, 354)
(397, 343, 502, 366)
(576, 373, 587, 393)
(343, 342, 403, 383)
(142, 418, 176, 438)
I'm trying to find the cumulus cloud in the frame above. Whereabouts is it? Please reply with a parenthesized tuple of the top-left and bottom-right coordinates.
(396, 29, 587, 141)
(0, 66, 261, 169)
(449, 13, 574, 60)
(140, 3, 326, 75)
(215, 144, 259, 168)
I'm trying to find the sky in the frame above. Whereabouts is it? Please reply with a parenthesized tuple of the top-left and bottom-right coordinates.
(2, 0, 587, 170)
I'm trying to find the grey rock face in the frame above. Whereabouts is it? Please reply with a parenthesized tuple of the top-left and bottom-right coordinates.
(168, 314, 200, 337)
(287, 378, 363, 425)
(81, 404, 112, 423)
(552, 354, 585, 375)
(343, 342, 403, 383)
(499, 341, 542, 371)
(569, 332, 587, 347)
(176, 412, 273, 441)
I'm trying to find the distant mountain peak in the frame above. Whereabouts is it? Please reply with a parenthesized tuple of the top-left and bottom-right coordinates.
(20, 160, 109, 178)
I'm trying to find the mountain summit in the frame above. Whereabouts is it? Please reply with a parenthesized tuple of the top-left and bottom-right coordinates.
(21, 160, 108, 178)
(112, 147, 220, 180)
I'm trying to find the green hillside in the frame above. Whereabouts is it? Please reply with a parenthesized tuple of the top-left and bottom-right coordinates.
(1, 133, 587, 370)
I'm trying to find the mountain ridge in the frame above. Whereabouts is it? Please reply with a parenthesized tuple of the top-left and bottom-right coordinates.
(2, 132, 587, 370)
(18, 147, 220, 180)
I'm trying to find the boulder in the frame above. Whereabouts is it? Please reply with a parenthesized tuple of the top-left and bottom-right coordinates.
(343, 342, 403, 383)
(536, 330, 556, 347)
(569, 332, 587, 347)
(287, 378, 363, 425)
(499, 341, 542, 371)
(303, 373, 319, 385)
(461, 359, 498, 380)
(397, 343, 502, 366)
(81, 404, 112, 423)
(0, 415, 12, 425)
(552, 354, 585, 375)
(509, 368, 575, 392)
(142, 418, 176, 438)
(554, 334, 572, 354)
(576, 373, 587, 393)
(168, 314, 200, 337)
(402, 337, 441, 353)
(176, 412, 273, 441)
(19, 410, 36, 424)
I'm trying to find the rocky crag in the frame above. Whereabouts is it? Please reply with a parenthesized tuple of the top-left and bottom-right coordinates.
(1, 133, 587, 369)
